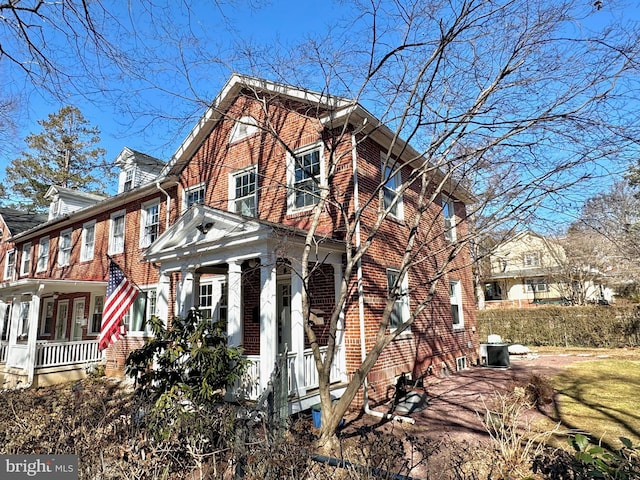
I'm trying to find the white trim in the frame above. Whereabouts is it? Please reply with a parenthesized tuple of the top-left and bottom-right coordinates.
(20, 242, 31, 276)
(380, 152, 404, 221)
(386, 268, 410, 332)
(228, 164, 258, 217)
(183, 182, 206, 212)
(139, 198, 161, 248)
(36, 236, 50, 272)
(442, 195, 457, 242)
(108, 210, 126, 255)
(449, 279, 464, 329)
(4, 248, 15, 280)
(80, 220, 96, 261)
(88, 294, 104, 335)
(58, 228, 72, 267)
(39, 298, 55, 335)
(286, 142, 325, 213)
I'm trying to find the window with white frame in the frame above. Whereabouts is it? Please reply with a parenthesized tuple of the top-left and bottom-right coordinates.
(289, 144, 322, 210)
(140, 201, 160, 247)
(4, 249, 15, 280)
(90, 295, 104, 334)
(230, 166, 257, 216)
(185, 184, 205, 209)
(20, 243, 31, 276)
(123, 168, 135, 191)
(199, 283, 214, 320)
(229, 116, 258, 143)
(81, 221, 95, 261)
(523, 251, 541, 267)
(37, 237, 50, 272)
(381, 157, 404, 219)
(449, 279, 464, 328)
(40, 298, 54, 335)
(18, 301, 29, 341)
(58, 229, 72, 266)
(124, 289, 155, 334)
(55, 300, 69, 340)
(219, 281, 228, 324)
(442, 196, 457, 242)
(1, 305, 10, 341)
(109, 211, 125, 254)
(386, 269, 409, 330)
(526, 278, 548, 292)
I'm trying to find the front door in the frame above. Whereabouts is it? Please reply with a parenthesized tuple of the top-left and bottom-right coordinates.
(277, 281, 291, 354)
(72, 298, 85, 340)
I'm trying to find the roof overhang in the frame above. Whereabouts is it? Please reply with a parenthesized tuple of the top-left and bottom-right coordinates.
(0, 279, 107, 298)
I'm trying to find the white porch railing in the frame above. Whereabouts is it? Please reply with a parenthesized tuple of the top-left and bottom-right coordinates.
(35, 340, 102, 368)
(240, 344, 344, 400)
(0, 342, 7, 364)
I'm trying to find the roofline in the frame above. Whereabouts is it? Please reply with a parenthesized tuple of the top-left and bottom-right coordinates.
(9, 176, 180, 243)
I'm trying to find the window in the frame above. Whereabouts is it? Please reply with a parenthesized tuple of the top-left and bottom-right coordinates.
(124, 289, 156, 334)
(40, 299, 54, 335)
(1, 305, 11, 341)
(4, 249, 15, 280)
(443, 196, 457, 242)
(81, 221, 95, 261)
(18, 301, 29, 341)
(449, 280, 464, 329)
(141, 201, 160, 247)
(123, 168, 134, 191)
(58, 229, 72, 266)
(523, 252, 541, 267)
(20, 243, 31, 276)
(289, 145, 322, 210)
(36, 237, 50, 272)
(526, 279, 548, 292)
(230, 166, 257, 216)
(185, 184, 205, 209)
(386, 269, 409, 330)
(229, 116, 258, 143)
(382, 158, 403, 219)
(55, 300, 69, 340)
(109, 211, 125, 254)
(219, 281, 228, 323)
(199, 283, 214, 320)
(90, 295, 104, 334)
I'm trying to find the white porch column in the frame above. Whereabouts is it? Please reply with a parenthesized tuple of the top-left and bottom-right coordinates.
(26, 292, 41, 385)
(259, 255, 277, 393)
(177, 267, 194, 318)
(227, 261, 242, 347)
(156, 272, 171, 326)
(290, 268, 306, 396)
(0, 302, 7, 340)
(332, 262, 347, 381)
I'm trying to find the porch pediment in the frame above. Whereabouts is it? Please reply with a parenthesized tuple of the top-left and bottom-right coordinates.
(144, 204, 267, 260)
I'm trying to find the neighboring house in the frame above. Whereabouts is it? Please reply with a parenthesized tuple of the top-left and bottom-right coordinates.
(0, 75, 477, 412)
(483, 231, 611, 308)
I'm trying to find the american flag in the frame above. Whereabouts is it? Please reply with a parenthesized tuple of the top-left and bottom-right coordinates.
(98, 260, 139, 351)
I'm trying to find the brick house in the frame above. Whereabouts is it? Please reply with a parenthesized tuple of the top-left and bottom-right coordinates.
(0, 75, 478, 411)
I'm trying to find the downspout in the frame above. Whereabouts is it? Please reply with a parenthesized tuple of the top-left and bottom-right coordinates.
(156, 182, 171, 231)
(350, 132, 414, 424)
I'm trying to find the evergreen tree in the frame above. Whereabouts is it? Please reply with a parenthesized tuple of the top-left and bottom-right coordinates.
(5, 106, 111, 211)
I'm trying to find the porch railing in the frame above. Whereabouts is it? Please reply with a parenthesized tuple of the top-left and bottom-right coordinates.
(240, 344, 343, 400)
(35, 340, 102, 368)
(0, 342, 7, 364)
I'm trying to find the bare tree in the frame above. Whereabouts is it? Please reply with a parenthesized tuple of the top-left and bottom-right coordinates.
(219, 0, 640, 447)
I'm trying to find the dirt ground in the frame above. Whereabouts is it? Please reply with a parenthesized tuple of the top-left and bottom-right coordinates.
(339, 351, 599, 444)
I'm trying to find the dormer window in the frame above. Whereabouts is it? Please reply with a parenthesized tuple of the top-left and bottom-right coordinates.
(229, 116, 258, 143)
(123, 168, 135, 191)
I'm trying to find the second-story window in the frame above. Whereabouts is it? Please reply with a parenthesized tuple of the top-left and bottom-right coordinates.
(58, 229, 72, 267)
(109, 211, 125, 254)
(231, 166, 257, 216)
(20, 243, 31, 276)
(523, 251, 541, 267)
(4, 249, 15, 280)
(185, 184, 205, 210)
(37, 237, 50, 272)
(382, 158, 404, 219)
(442, 196, 457, 242)
(141, 201, 160, 247)
(81, 221, 95, 261)
(289, 144, 322, 210)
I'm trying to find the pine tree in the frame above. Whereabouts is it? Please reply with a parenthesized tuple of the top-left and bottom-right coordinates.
(5, 106, 111, 211)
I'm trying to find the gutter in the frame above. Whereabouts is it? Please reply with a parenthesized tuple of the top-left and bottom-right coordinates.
(156, 182, 172, 231)
(351, 132, 414, 425)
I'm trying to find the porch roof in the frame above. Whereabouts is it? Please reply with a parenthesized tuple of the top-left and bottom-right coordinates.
(0, 278, 107, 297)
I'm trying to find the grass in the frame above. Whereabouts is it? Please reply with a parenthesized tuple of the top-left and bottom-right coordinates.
(550, 357, 640, 450)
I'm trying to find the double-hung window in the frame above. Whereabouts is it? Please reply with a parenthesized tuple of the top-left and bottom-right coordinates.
(90, 295, 104, 334)
(124, 288, 156, 334)
(289, 144, 322, 210)
(230, 166, 257, 216)
(523, 252, 541, 268)
(37, 237, 50, 272)
(58, 229, 72, 266)
(449, 280, 464, 329)
(185, 184, 205, 210)
(199, 283, 214, 321)
(109, 211, 126, 254)
(386, 269, 410, 331)
(382, 157, 404, 219)
(442, 196, 457, 242)
(81, 221, 95, 261)
(20, 243, 31, 276)
(141, 201, 160, 247)
(4, 249, 15, 280)
(123, 168, 134, 191)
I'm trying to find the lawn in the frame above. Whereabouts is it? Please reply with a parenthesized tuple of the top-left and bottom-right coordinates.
(550, 357, 640, 450)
